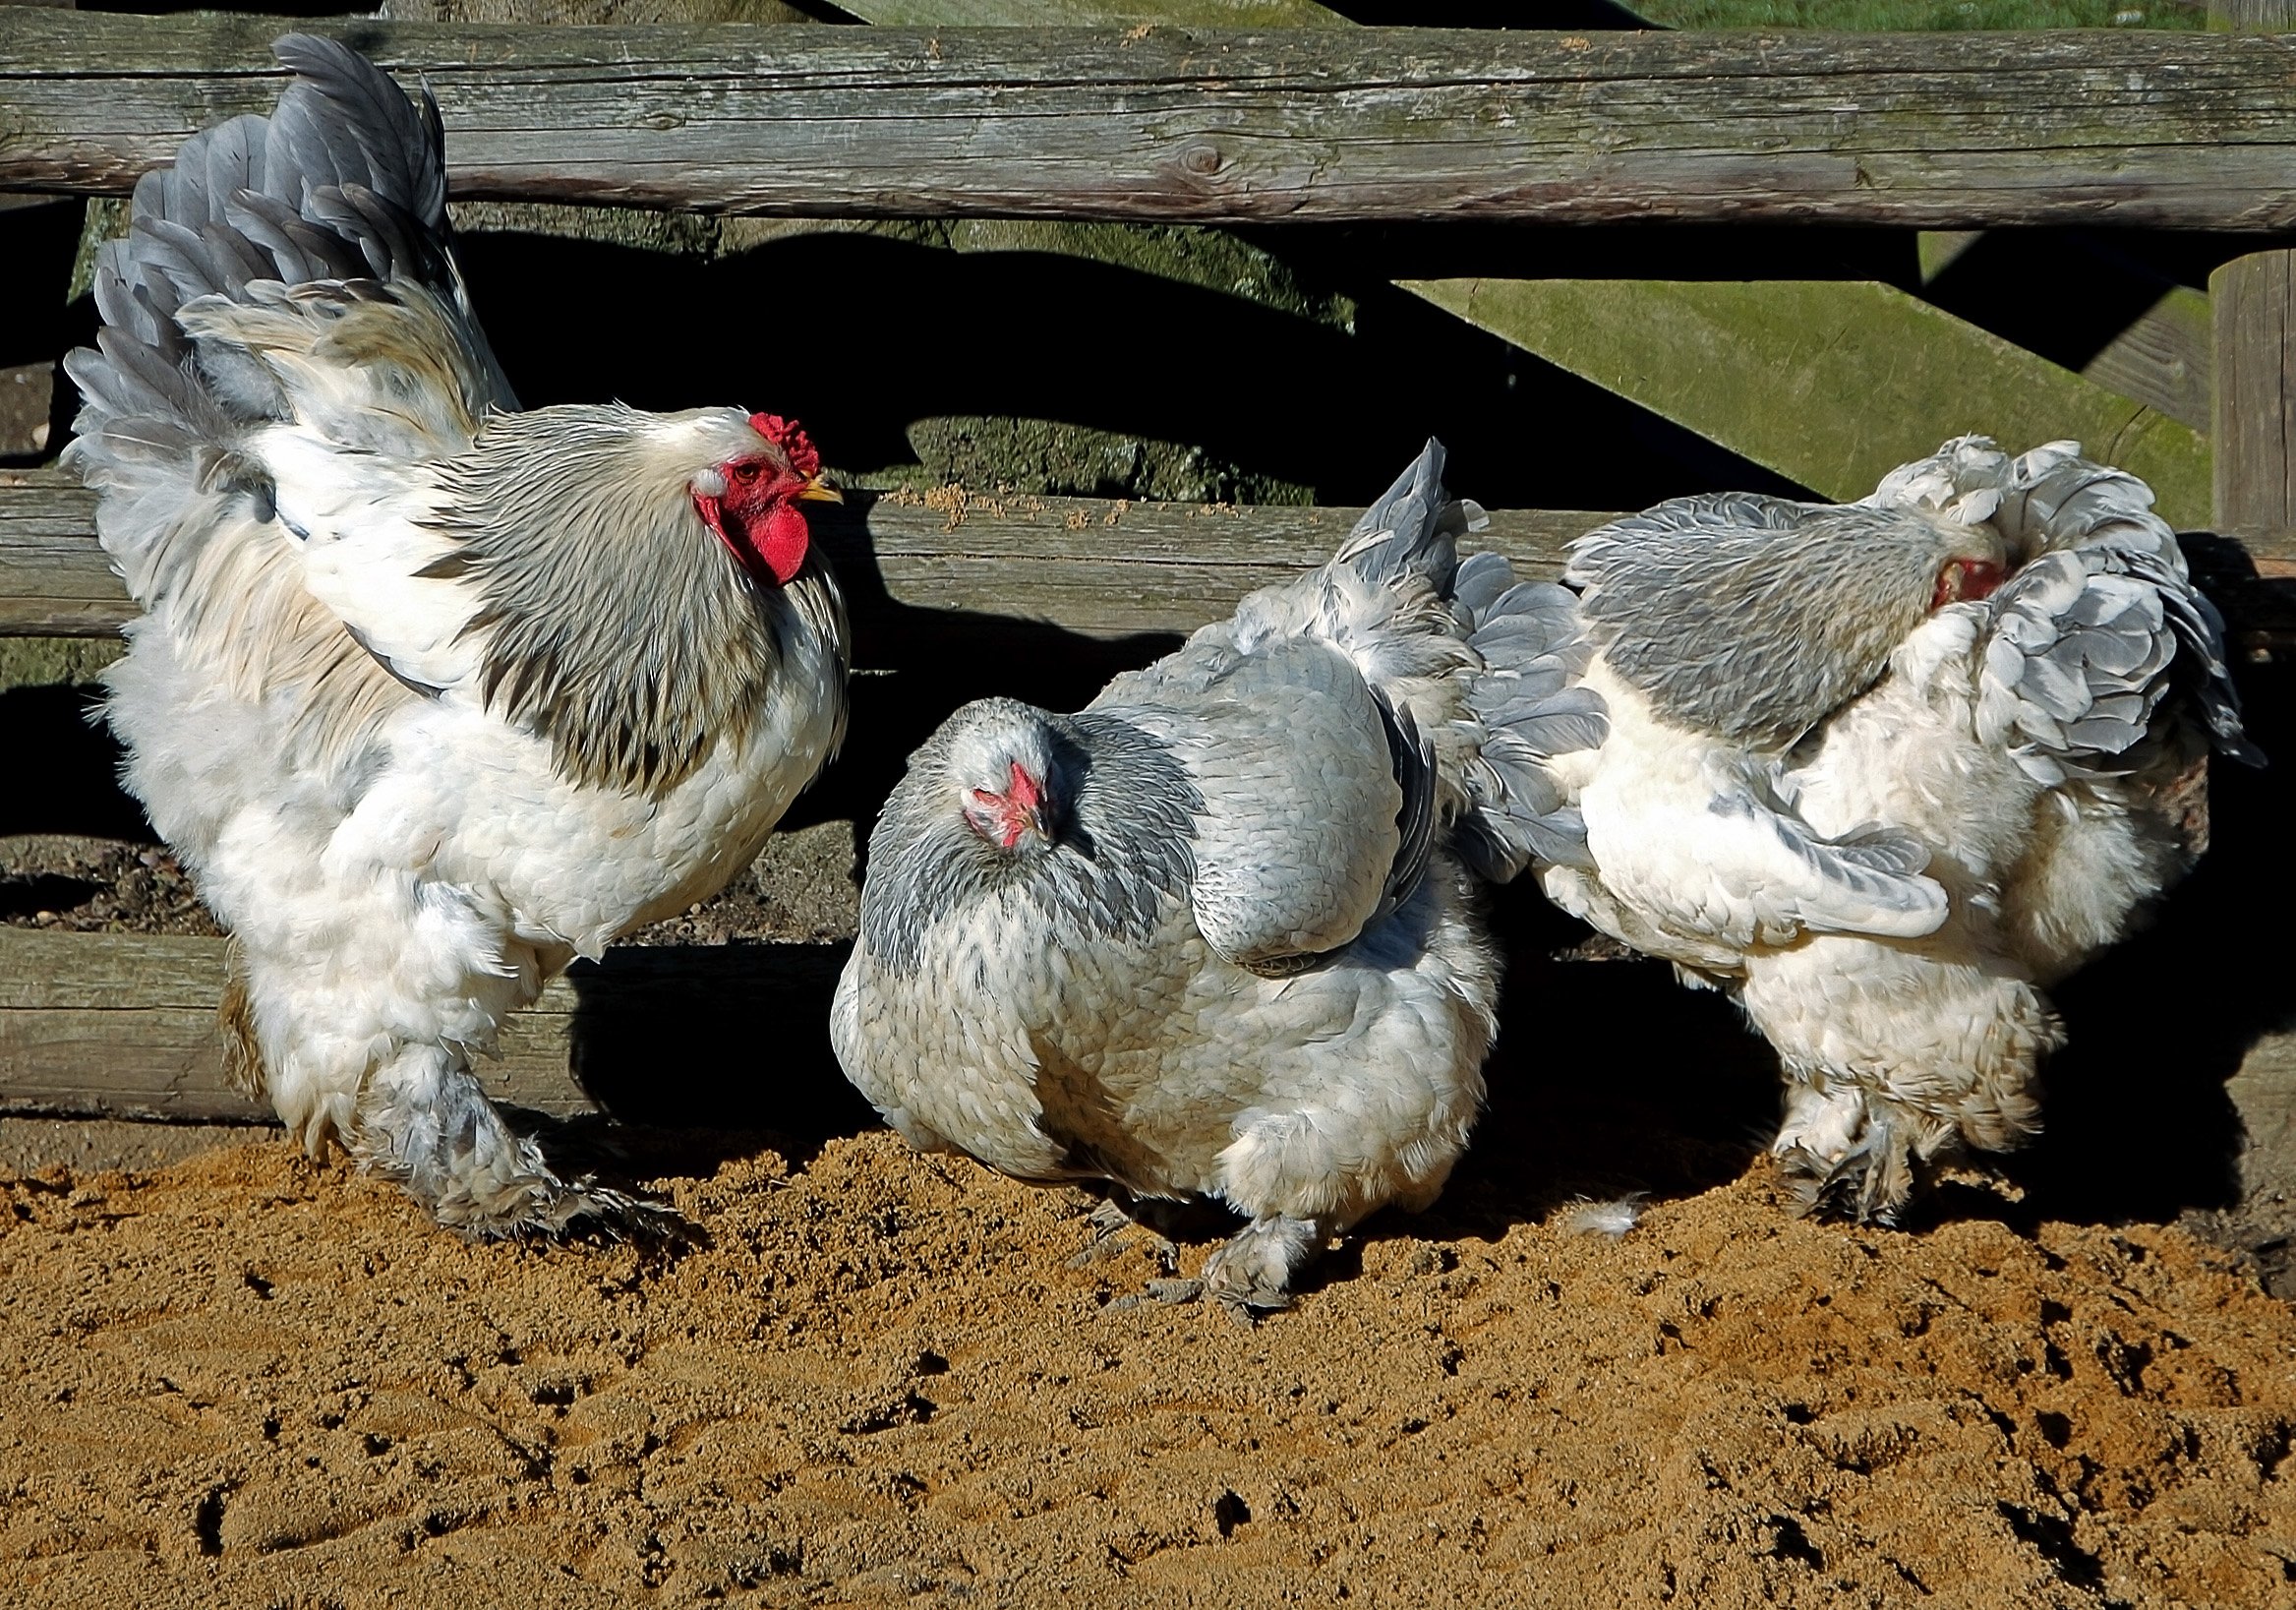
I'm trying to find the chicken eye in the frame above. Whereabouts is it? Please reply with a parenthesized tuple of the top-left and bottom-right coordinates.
(734, 461, 761, 483)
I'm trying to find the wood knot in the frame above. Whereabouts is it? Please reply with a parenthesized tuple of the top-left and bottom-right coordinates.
(1180, 143, 1225, 177)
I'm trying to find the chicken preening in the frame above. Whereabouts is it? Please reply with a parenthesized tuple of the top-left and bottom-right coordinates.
(832, 442, 1608, 1316)
(1541, 437, 2260, 1221)
(63, 36, 850, 1234)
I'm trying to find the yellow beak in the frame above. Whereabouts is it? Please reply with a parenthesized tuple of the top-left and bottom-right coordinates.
(797, 476, 844, 505)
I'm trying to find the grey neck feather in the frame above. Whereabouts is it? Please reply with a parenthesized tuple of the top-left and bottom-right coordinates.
(862, 704, 1201, 977)
(421, 404, 839, 797)
(1570, 499, 1969, 750)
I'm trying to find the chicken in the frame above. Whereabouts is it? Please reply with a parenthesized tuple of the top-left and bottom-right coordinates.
(830, 442, 1606, 1314)
(1538, 437, 2259, 1221)
(61, 36, 849, 1234)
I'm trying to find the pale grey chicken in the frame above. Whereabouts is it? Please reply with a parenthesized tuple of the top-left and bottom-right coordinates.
(62, 38, 848, 1234)
(1540, 437, 2258, 1221)
(831, 442, 1605, 1313)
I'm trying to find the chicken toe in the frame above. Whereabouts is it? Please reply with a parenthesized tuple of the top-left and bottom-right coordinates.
(1772, 1090, 1924, 1225)
(355, 1052, 681, 1240)
(1201, 1215, 1328, 1319)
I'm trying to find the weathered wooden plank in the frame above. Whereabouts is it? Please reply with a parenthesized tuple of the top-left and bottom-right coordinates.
(2212, 257, 2296, 542)
(2208, 4, 2296, 547)
(2213, 0, 2296, 30)
(7, 13, 2296, 228)
(0, 471, 1605, 642)
(2083, 285, 2213, 436)
(1404, 276, 2216, 529)
(12, 926, 2296, 1184)
(0, 929, 586, 1119)
(839, 0, 1345, 23)
(0, 929, 856, 1125)
(0, 471, 129, 635)
(11, 469, 2293, 651)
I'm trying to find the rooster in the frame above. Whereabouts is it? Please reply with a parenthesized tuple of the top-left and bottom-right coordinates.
(62, 37, 849, 1233)
(831, 442, 1606, 1314)
(1539, 438, 2258, 1220)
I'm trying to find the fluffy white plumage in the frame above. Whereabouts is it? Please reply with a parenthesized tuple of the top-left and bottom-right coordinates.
(63, 38, 848, 1233)
(1542, 438, 2257, 1220)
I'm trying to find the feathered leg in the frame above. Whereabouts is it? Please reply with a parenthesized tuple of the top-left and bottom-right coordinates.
(233, 875, 673, 1238)
(354, 1043, 668, 1237)
(1202, 1214, 1331, 1317)
(1745, 940, 2057, 1222)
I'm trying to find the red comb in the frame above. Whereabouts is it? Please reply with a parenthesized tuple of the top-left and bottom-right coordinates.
(749, 412, 820, 478)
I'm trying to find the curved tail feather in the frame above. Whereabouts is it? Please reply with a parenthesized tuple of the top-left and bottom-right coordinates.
(1325, 441, 1609, 883)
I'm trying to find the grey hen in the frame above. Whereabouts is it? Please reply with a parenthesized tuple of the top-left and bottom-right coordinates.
(832, 442, 1604, 1314)
(1540, 437, 2260, 1221)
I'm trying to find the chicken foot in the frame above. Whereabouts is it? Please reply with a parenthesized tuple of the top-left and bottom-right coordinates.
(1125, 1214, 1330, 1326)
(355, 1044, 679, 1239)
(1770, 1078, 1949, 1225)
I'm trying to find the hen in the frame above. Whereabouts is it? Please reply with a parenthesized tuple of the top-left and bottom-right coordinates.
(62, 37, 849, 1233)
(1539, 437, 2258, 1220)
(831, 442, 1605, 1314)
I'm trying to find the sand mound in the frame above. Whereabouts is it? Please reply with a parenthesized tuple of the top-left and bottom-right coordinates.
(4, 1130, 2293, 1608)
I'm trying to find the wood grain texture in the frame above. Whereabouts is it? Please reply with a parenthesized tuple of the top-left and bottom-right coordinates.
(1404, 275, 2215, 527)
(0, 471, 1606, 642)
(840, 0, 1346, 23)
(7, 12, 2296, 228)
(12, 468, 2292, 643)
(2083, 285, 2213, 436)
(0, 470, 129, 634)
(0, 930, 586, 1120)
(0, 928, 855, 1124)
(2212, 252, 2296, 537)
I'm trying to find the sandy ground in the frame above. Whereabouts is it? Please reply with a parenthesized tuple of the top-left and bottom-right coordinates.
(4, 1127, 2295, 1609)
(11, 819, 2296, 1606)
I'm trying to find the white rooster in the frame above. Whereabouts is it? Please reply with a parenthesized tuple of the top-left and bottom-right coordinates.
(1540, 438, 2258, 1220)
(62, 37, 849, 1233)
(831, 442, 1606, 1314)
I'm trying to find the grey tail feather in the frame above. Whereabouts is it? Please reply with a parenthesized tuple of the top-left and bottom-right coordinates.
(1452, 557, 1610, 882)
(1334, 438, 1486, 598)
(62, 33, 477, 565)
(2157, 561, 2264, 768)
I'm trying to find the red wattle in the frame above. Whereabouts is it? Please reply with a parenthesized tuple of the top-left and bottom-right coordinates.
(756, 503, 811, 585)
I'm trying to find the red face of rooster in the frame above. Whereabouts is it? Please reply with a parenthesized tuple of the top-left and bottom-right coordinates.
(691, 412, 842, 586)
(1931, 556, 2005, 609)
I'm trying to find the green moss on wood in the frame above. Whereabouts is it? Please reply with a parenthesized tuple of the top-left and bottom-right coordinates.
(1405, 276, 2211, 526)
(0, 637, 120, 691)
(880, 416, 1311, 505)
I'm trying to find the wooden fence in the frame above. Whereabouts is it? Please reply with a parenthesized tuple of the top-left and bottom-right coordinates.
(1, 8, 2292, 1173)
(8, 15, 2296, 228)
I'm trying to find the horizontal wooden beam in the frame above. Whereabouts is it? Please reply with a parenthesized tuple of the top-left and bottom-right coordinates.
(1404, 277, 2216, 528)
(11, 473, 2291, 657)
(7, 12, 2296, 228)
(837, 0, 1348, 23)
(13, 927, 2296, 1202)
(0, 471, 1605, 644)
(0, 928, 854, 1125)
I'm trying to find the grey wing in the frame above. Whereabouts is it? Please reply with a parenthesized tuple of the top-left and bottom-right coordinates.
(1567, 496, 1930, 749)
(1123, 637, 1417, 973)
